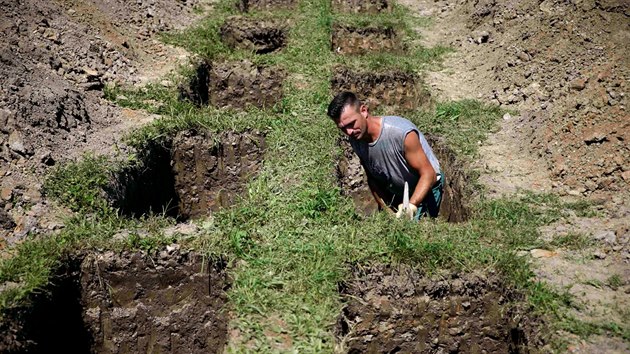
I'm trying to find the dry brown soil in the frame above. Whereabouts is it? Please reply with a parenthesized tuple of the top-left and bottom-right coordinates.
(398, 0, 629, 351)
(332, 24, 403, 55)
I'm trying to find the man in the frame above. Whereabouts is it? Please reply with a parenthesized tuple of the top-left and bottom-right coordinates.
(327, 92, 443, 220)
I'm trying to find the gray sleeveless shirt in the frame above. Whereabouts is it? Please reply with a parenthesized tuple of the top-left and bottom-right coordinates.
(350, 116, 440, 200)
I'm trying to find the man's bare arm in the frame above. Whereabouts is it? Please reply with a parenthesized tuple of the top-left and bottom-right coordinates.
(404, 131, 437, 207)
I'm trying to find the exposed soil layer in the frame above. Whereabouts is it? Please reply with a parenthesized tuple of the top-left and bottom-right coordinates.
(425, 134, 472, 223)
(336, 265, 544, 353)
(0, 0, 206, 246)
(409, 0, 629, 197)
(109, 129, 265, 220)
(331, 67, 430, 111)
(332, 0, 391, 14)
(172, 129, 266, 219)
(332, 24, 402, 55)
(237, 0, 297, 12)
(181, 60, 285, 110)
(336, 137, 378, 217)
(220, 16, 287, 54)
(0, 248, 229, 353)
(336, 134, 471, 222)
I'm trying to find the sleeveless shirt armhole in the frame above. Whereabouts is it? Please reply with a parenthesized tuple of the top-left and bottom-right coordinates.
(402, 128, 420, 158)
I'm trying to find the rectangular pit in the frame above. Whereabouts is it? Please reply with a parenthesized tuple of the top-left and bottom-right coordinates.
(108, 129, 266, 220)
(220, 16, 287, 54)
(237, 0, 296, 12)
(336, 133, 471, 222)
(180, 60, 285, 110)
(337, 265, 542, 353)
(331, 24, 402, 55)
(0, 249, 229, 353)
(331, 67, 429, 111)
(332, 0, 391, 14)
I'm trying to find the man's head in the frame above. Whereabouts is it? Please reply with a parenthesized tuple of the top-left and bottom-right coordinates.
(327, 91, 369, 140)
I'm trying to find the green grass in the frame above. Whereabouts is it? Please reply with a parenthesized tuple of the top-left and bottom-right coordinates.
(0, 0, 625, 351)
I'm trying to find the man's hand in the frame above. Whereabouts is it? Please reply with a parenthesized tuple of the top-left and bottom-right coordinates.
(396, 203, 417, 220)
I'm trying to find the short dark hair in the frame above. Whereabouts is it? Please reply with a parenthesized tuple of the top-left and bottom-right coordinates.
(327, 91, 360, 120)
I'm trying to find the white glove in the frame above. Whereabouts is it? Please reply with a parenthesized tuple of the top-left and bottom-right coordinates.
(396, 203, 417, 220)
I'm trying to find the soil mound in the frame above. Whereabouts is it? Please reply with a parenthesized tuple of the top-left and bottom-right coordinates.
(431, 0, 629, 196)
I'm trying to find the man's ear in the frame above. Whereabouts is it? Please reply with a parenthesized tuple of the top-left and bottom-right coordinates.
(359, 104, 368, 117)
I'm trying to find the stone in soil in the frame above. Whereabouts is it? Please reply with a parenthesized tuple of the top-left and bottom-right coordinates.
(331, 67, 429, 111)
(181, 60, 285, 110)
(337, 265, 544, 353)
(336, 134, 472, 222)
(237, 0, 297, 12)
(332, 0, 391, 14)
(0, 249, 229, 353)
(331, 24, 402, 55)
(220, 16, 287, 54)
(108, 129, 266, 220)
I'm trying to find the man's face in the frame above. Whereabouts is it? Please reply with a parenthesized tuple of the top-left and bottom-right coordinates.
(337, 104, 368, 140)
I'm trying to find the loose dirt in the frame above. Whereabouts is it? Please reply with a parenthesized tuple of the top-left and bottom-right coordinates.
(331, 24, 403, 55)
(336, 264, 544, 353)
(0, 0, 209, 246)
(0, 247, 229, 353)
(399, 0, 630, 350)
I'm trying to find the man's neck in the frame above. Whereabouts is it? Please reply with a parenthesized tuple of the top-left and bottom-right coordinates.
(365, 115, 382, 143)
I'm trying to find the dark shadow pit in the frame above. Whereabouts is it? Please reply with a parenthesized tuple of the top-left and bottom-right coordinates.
(332, 24, 402, 55)
(180, 60, 285, 110)
(336, 264, 544, 353)
(332, 67, 430, 111)
(108, 129, 266, 220)
(336, 134, 472, 222)
(237, 0, 297, 12)
(0, 249, 229, 354)
(332, 0, 391, 14)
(220, 16, 287, 54)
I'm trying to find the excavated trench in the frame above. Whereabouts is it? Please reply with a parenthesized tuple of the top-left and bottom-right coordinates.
(332, 0, 391, 14)
(180, 60, 285, 109)
(332, 24, 402, 55)
(220, 16, 287, 54)
(0, 249, 229, 354)
(337, 134, 472, 222)
(336, 265, 543, 353)
(109, 129, 266, 220)
(332, 67, 431, 112)
(237, 0, 296, 12)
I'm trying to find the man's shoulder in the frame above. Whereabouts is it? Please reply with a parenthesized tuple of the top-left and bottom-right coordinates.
(383, 116, 420, 134)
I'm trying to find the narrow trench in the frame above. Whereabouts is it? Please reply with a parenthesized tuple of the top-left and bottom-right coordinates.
(0, 251, 229, 353)
(180, 60, 285, 110)
(337, 134, 472, 223)
(108, 129, 266, 221)
(335, 265, 541, 353)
